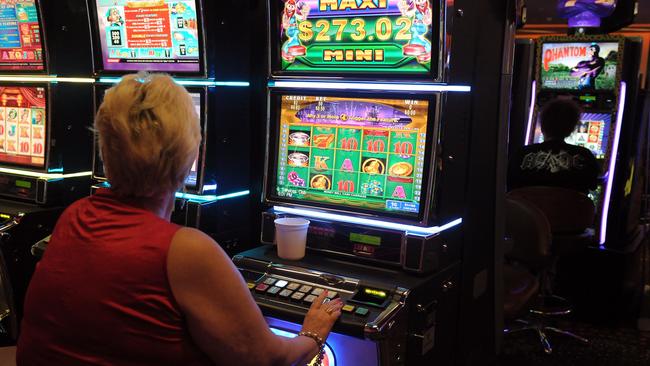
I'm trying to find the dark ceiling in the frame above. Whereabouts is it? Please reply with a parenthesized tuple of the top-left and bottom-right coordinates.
(525, 0, 648, 24)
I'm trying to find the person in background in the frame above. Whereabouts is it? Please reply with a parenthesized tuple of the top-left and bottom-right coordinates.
(508, 98, 600, 194)
(17, 73, 342, 366)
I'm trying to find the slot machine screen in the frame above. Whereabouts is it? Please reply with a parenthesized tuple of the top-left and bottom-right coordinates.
(184, 92, 201, 188)
(532, 112, 612, 159)
(270, 0, 438, 77)
(92, 0, 202, 73)
(268, 93, 434, 221)
(0, 0, 45, 71)
(94, 89, 202, 189)
(539, 41, 619, 91)
(0, 86, 47, 168)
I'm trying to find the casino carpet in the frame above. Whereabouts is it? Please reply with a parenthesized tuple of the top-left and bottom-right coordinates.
(498, 318, 650, 366)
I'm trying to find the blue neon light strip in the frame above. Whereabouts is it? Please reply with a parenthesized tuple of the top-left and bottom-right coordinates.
(273, 206, 462, 235)
(98, 77, 249, 87)
(0, 75, 95, 83)
(269, 80, 471, 92)
(599, 82, 626, 246)
(175, 190, 250, 203)
(524, 80, 537, 145)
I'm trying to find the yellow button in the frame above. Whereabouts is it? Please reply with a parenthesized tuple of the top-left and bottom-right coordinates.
(342, 304, 355, 313)
(247, 283, 255, 289)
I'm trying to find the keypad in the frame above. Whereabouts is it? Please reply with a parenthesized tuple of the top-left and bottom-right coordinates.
(286, 283, 301, 291)
(279, 289, 293, 298)
(311, 288, 325, 296)
(255, 284, 269, 293)
(303, 294, 317, 304)
(298, 285, 313, 293)
(355, 307, 369, 317)
(263, 278, 277, 286)
(342, 304, 355, 313)
(266, 286, 281, 296)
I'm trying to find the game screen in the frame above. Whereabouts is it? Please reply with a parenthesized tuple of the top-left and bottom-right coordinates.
(540, 41, 619, 91)
(0, 86, 47, 168)
(272, 94, 430, 218)
(184, 92, 201, 188)
(95, 90, 201, 188)
(533, 112, 611, 159)
(94, 0, 201, 73)
(0, 0, 44, 71)
(273, 0, 436, 75)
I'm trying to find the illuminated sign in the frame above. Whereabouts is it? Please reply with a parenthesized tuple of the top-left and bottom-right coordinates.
(274, 0, 436, 75)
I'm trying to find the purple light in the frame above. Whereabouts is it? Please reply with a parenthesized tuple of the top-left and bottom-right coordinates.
(524, 81, 537, 145)
(600, 82, 626, 245)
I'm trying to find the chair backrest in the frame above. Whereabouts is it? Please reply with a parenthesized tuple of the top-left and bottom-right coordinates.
(507, 186, 596, 234)
(505, 197, 552, 271)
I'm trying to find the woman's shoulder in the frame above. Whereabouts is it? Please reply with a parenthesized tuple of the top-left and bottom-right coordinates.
(168, 227, 229, 266)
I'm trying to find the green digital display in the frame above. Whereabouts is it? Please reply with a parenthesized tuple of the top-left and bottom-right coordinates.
(274, 0, 435, 74)
(275, 94, 429, 217)
(15, 180, 31, 189)
(350, 232, 381, 246)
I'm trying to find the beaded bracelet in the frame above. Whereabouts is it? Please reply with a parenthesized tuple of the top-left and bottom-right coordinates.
(298, 331, 325, 366)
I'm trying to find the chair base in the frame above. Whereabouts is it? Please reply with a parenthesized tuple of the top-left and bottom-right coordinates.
(504, 319, 589, 354)
(529, 294, 573, 316)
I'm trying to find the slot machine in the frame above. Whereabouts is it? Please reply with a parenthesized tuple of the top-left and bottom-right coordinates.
(0, 0, 96, 334)
(87, 0, 252, 250)
(524, 36, 644, 250)
(239, 0, 513, 364)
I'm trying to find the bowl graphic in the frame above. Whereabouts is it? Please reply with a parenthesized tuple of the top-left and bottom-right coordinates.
(389, 162, 413, 177)
(287, 152, 309, 167)
(310, 174, 331, 190)
(362, 158, 385, 175)
(289, 132, 310, 146)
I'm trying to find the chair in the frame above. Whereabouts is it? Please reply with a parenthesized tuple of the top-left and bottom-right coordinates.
(503, 197, 550, 348)
(506, 186, 594, 352)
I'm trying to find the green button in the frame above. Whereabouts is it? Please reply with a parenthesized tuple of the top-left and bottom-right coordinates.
(355, 307, 369, 317)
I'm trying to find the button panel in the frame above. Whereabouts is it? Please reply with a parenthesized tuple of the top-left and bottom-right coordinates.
(248, 275, 389, 325)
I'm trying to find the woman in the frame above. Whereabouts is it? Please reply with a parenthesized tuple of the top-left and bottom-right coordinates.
(16, 74, 342, 365)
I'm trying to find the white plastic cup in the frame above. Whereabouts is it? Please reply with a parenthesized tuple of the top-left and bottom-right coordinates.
(274, 217, 310, 260)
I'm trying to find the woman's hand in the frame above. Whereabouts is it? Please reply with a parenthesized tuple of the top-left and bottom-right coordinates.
(300, 290, 343, 343)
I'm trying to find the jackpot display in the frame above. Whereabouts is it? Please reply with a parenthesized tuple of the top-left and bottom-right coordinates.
(533, 112, 611, 159)
(0, 86, 46, 168)
(0, 0, 44, 71)
(272, 94, 430, 218)
(94, 0, 201, 73)
(273, 0, 436, 75)
(540, 41, 619, 91)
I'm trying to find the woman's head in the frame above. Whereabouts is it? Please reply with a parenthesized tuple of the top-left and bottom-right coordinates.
(95, 73, 201, 198)
(540, 98, 581, 140)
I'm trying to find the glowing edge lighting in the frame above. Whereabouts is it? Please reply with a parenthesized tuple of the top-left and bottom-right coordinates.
(0, 76, 95, 83)
(175, 190, 250, 202)
(599, 82, 626, 246)
(524, 80, 537, 145)
(273, 206, 462, 235)
(98, 77, 249, 87)
(270, 328, 336, 366)
(270, 81, 471, 92)
(0, 168, 92, 180)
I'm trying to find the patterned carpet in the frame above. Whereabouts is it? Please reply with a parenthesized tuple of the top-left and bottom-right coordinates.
(499, 318, 650, 366)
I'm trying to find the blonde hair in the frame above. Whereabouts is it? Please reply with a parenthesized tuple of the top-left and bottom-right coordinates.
(95, 73, 201, 198)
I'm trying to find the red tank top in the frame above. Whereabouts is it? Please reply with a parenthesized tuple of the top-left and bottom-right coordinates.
(17, 189, 212, 366)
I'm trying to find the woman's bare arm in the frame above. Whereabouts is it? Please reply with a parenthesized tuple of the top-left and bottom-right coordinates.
(166, 227, 337, 366)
